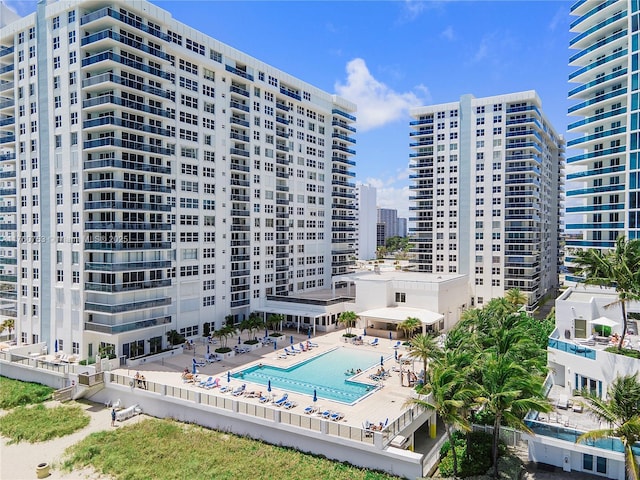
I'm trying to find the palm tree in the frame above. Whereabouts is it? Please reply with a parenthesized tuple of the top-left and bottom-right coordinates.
(338, 311, 358, 335)
(397, 316, 421, 340)
(407, 333, 441, 384)
(577, 373, 640, 480)
(476, 355, 552, 478)
(505, 288, 528, 309)
(404, 360, 474, 477)
(267, 314, 284, 334)
(0, 318, 15, 338)
(571, 236, 640, 350)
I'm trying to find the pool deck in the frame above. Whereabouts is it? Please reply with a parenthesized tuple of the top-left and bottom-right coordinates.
(115, 329, 419, 430)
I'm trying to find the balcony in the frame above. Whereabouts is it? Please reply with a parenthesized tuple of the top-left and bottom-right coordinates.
(81, 29, 170, 61)
(85, 137, 171, 155)
(83, 116, 172, 137)
(84, 221, 171, 231)
(225, 65, 253, 81)
(85, 278, 172, 293)
(85, 297, 171, 313)
(81, 7, 171, 42)
(84, 179, 171, 193)
(85, 260, 171, 271)
(83, 95, 171, 118)
(85, 241, 172, 251)
(84, 157, 171, 174)
(82, 72, 173, 99)
(84, 315, 172, 334)
(82, 51, 171, 80)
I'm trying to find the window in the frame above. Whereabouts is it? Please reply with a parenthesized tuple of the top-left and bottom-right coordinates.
(395, 292, 406, 303)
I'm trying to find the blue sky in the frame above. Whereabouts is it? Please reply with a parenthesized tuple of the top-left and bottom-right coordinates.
(4, 0, 575, 219)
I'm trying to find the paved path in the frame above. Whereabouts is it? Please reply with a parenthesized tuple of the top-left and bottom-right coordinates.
(0, 399, 145, 480)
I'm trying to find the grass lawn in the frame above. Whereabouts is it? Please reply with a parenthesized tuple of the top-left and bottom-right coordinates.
(62, 418, 402, 480)
(0, 403, 90, 444)
(0, 376, 54, 409)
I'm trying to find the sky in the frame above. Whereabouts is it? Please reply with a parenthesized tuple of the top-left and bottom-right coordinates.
(3, 0, 576, 220)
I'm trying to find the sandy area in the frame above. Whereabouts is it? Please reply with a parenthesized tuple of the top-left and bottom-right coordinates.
(0, 400, 145, 480)
(0, 399, 602, 480)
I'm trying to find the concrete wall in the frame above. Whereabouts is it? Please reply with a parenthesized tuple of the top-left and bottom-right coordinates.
(526, 435, 626, 479)
(90, 378, 424, 479)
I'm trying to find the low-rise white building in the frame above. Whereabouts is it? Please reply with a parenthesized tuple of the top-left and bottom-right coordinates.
(524, 286, 640, 478)
(338, 270, 470, 339)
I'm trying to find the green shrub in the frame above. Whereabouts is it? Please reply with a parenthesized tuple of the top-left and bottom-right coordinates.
(244, 339, 259, 345)
(604, 346, 640, 359)
(438, 431, 495, 477)
(342, 333, 356, 338)
(0, 377, 54, 409)
(215, 347, 232, 354)
(270, 332, 283, 337)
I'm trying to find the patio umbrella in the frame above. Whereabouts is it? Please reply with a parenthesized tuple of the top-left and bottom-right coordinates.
(206, 344, 210, 354)
(389, 331, 392, 340)
(394, 349, 398, 361)
(268, 380, 271, 393)
(313, 389, 317, 403)
(307, 328, 311, 339)
(290, 335, 294, 345)
(192, 359, 197, 375)
(363, 328, 366, 336)
(238, 336, 241, 344)
(274, 340, 277, 350)
(227, 371, 231, 383)
(380, 355, 384, 367)
(591, 316, 619, 328)
(265, 328, 269, 338)
(54, 340, 58, 353)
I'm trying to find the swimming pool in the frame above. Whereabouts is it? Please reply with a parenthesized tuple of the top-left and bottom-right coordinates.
(232, 347, 389, 404)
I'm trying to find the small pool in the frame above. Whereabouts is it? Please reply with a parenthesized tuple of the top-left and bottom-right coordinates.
(232, 347, 389, 404)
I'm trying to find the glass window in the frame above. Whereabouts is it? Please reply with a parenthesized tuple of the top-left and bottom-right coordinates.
(582, 454, 593, 470)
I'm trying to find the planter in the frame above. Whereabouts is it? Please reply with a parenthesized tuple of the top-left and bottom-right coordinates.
(36, 462, 50, 478)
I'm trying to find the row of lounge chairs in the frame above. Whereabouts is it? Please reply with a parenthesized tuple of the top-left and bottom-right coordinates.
(256, 392, 298, 409)
(301, 404, 344, 421)
(277, 341, 319, 359)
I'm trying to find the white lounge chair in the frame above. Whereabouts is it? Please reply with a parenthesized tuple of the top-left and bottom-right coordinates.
(369, 338, 379, 347)
(303, 404, 318, 414)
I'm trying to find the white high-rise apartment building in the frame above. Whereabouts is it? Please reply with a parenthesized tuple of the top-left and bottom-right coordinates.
(377, 207, 398, 242)
(355, 184, 376, 260)
(566, 0, 636, 269)
(0, 1, 356, 360)
(409, 91, 564, 307)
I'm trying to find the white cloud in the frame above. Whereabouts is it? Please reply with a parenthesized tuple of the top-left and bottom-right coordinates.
(335, 58, 426, 132)
(440, 26, 455, 41)
(364, 173, 411, 220)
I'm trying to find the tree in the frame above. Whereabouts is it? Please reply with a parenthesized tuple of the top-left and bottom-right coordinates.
(407, 333, 441, 384)
(166, 329, 184, 348)
(405, 360, 474, 477)
(0, 318, 15, 338)
(214, 324, 235, 348)
(238, 317, 251, 341)
(397, 316, 421, 340)
(247, 312, 264, 340)
(475, 355, 552, 478)
(376, 246, 388, 260)
(505, 288, 528, 309)
(571, 236, 640, 350)
(576, 373, 640, 480)
(267, 314, 284, 334)
(338, 311, 358, 335)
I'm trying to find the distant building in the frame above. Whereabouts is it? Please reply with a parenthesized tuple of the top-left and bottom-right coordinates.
(377, 208, 398, 242)
(397, 218, 407, 238)
(409, 91, 564, 308)
(355, 184, 377, 260)
(376, 223, 386, 247)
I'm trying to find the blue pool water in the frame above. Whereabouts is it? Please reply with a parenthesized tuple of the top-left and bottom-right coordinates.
(232, 347, 390, 404)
